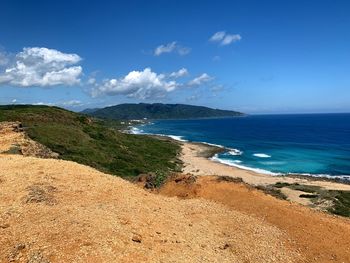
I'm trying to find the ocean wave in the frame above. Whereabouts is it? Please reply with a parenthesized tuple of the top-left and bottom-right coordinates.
(198, 142, 244, 157)
(260, 161, 286, 165)
(166, 135, 188, 142)
(227, 149, 243, 156)
(253, 153, 271, 158)
(129, 127, 143, 134)
(198, 141, 225, 148)
(129, 124, 190, 142)
(210, 154, 279, 175)
(210, 154, 350, 180)
(286, 172, 350, 181)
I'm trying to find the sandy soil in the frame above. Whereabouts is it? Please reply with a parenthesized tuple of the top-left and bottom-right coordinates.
(0, 154, 299, 263)
(160, 175, 350, 263)
(159, 174, 350, 263)
(181, 142, 350, 205)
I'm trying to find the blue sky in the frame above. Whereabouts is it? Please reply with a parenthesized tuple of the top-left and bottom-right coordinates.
(0, 0, 350, 113)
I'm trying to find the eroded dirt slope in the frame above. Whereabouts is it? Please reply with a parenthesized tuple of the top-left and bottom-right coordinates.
(159, 175, 350, 263)
(0, 155, 298, 262)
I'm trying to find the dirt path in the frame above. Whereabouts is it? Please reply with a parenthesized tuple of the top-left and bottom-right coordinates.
(159, 175, 350, 263)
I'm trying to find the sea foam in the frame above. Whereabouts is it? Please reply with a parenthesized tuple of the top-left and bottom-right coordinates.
(253, 153, 271, 158)
(227, 149, 243, 156)
(210, 154, 279, 175)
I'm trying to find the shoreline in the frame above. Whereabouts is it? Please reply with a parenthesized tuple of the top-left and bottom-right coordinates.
(177, 140, 350, 207)
(178, 141, 350, 187)
(143, 132, 350, 184)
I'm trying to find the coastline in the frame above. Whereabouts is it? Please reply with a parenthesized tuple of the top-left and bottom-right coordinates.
(179, 141, 350, 187)
(177, 140, 350, 206)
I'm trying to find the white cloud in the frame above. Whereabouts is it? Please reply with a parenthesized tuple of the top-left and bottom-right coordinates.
(92, 68, 180, 99)
(188, 73, 213, 86)
(170, 68, 188, 78)
(221, 34, 242, 45)
(154, 42, 191, 56)
(0, 47, 82, 87)
(210, 31, 226, 42)
(209, 31, 242, 46)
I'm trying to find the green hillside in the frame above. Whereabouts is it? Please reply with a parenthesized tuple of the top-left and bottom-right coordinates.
(84, 103, 243, 120)
(0, 105, 181, 178)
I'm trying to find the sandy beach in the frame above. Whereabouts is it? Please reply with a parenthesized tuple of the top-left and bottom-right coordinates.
(180, 141, 350, 205)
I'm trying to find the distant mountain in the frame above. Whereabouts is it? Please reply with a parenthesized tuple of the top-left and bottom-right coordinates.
(83, 103, 243, 120)
(80, 108, 100, 114)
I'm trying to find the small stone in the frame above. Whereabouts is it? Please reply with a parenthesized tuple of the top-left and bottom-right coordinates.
(0, 223, 10, 229)
(132, 234, 142, 243)
(219, 243, 230, 250)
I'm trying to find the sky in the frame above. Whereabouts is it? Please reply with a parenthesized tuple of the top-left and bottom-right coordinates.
(0, 0, 350, 114)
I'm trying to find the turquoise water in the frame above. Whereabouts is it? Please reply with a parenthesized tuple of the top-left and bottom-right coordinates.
(134, 114, 350, 179)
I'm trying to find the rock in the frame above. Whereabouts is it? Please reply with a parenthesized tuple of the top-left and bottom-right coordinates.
(132, 234, 142, 243)
(144, 181, 155, 189)
(0, 223, 10, 229)
(219, 243, 230, 250)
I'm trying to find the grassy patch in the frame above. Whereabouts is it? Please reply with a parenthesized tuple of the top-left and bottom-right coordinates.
(256, 185, 288, 200)
(273, 182, 291, 188)
(216, 176, 244, 184)
(3, 145, 22, 155)
(289, 184, 321, 193)
(272, 181, 350, 218)
(0, 105, 181, 178)
(299, 194, 319, 198)
(327, 191, 350, 217)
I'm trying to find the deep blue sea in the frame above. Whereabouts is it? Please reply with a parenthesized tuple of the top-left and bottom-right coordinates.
(133, 114, 350, 179)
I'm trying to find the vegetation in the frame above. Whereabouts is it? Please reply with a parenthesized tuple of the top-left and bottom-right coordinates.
(255, 185, 288, 200)
(327, 191, 350, 217)
(0, 105, 181, 178)
(272, 181, 350, 217)
(83, 103, 244, 120)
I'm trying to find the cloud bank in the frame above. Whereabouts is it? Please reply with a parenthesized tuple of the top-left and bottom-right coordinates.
(1, 46, 223, 102)
(91, 68, 180, 99)
(0, 47, 82, 87)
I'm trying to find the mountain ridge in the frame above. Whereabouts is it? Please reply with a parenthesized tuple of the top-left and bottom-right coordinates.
(82, 103, 244, 120)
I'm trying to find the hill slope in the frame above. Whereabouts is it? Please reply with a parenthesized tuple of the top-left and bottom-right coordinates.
(0, 154, 297, 262)
(84, 103, 243, 120)
(0, 105, 180, 177)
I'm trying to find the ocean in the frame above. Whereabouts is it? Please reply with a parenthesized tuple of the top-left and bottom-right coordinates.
(132, 113, 350, 179)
